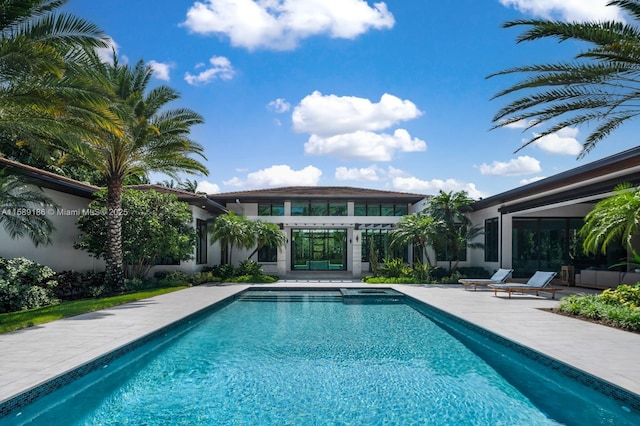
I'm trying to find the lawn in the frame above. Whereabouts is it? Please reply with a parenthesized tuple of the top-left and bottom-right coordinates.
(0, 286, 189, 334)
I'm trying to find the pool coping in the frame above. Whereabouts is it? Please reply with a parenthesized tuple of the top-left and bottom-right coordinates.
(2, 282, 640, 417)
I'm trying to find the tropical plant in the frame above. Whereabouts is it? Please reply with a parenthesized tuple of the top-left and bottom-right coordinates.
(580, 183, 640, 256)
(247, 220, 285, 260)
(0, 0, 111, 160)
(0, 257, 59, 313)
(389, 212, 440, 266)
(75, 190, 197, 280)
(63, 53, 208, 289)
(426, 190, 483, 273)
(209, 212, 254, 265)
(489, 0, 640, 157)
(0, 169, 57, 246)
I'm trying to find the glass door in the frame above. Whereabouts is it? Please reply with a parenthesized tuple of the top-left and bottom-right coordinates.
(292, 229, 346, 271)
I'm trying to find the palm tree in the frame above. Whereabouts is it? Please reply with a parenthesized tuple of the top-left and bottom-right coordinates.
(64, 54, 208, 289)
(209, 212, 254, 265)
(247, 221, 286, 260)
(178, 178, 200, 193)
(426, 190, 482, 273)
(0, 169, 57, 246)
(0, 0, 111, 158)
(389, 212, 440, 266)
(580, 183, 640, 254)
(489, 0, 640, 157)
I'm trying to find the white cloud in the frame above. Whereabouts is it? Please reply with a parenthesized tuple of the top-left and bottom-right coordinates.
(224, 164, 322, 187)
(293, 91, 425, 161)
(196, 180, 221, 194)
(292, 91, 421, 136)
(532, 127, 582, 155)
(520, 176, 546, 185)
(185, 56, 235, 85)
(305, 129, 426, 161)
(182, 0, 395, 51)
(147, 60, 173, 81)
(499, 0, 625, 22)
(391, 177, 486, 199)
(267, 98, 291, 113)
(478, 155, 541, 176)
(335, 165, 381, 182)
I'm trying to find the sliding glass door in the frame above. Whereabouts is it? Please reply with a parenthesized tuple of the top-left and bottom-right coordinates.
(291, 229, 347, 271)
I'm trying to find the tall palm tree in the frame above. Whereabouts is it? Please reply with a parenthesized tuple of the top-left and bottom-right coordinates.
(209, 212, 254, 265)
(64, 53, 208, 289)
(0, 169, 57, 246)
(389, 212, 440, 266)
(247, 220, 286, 260)
(580, 183, 640, 254)
(426, 190, 482, 273)
(0, 0, 111, 158)
(489, 0, 640, 157)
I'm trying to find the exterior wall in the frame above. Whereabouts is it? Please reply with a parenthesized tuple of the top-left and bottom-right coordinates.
(221, 200, 414, 278)
(0, 189, 104, 272)
(466, 206, 501, 274)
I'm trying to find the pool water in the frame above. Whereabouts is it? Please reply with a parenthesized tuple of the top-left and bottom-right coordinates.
(3, 290, 639, 425)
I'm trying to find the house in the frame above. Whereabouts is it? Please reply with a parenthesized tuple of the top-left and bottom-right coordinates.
(4, 145, 640, 286)
(467, 145, 640, 288)
(0, 157, 227, 276)
(206, 187, 426, 278)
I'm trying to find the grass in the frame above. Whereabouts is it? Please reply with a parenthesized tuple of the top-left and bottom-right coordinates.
(0, 286, 189, 334)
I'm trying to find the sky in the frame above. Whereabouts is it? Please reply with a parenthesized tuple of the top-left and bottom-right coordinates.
(61, 0, 638, 199)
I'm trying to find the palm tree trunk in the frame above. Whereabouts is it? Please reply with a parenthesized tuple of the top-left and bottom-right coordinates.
(105, 179, 125, 291)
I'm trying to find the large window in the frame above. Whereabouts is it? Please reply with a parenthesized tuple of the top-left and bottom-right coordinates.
(258, 203, 284, 216)
(511, 217, 625, 278)
(484, 217, 499, 262)
(361, 229, 407, 263)
(354, 203, 408, 216)
(291, 202, 347, 216)
(291, 229, 346, 270)
(196, 219, 208, 264)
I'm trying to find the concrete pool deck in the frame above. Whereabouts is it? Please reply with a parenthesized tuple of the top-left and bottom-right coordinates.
(1, 282, 639, 409)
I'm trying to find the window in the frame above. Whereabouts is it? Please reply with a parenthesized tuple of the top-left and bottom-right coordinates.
(291, 202, 309, 216)
(292, 201, 347, 216)
(329, 202, 347, 216)
(354, 203, 409, 216)
(196, 219, 208, 264)
(310, 202, 328, 216)
(484, 217, 499, 262)
(258, 245, 278, 262)
(258, 203, 284, 216)
(361, 229, 407, 262)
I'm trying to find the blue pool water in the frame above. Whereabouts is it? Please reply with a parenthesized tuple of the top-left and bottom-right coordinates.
(2, 289, 639, 425)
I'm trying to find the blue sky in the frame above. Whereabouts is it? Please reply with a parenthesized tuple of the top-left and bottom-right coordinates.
(62, 0, 636, 198)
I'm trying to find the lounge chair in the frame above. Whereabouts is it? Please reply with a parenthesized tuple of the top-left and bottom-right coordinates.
(458, 268, 513, 291)
(488, 271, 560, 299)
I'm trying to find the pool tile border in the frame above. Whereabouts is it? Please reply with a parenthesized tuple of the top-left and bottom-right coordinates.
(0, 295, 238, 418)
(406, 296, 640, 413)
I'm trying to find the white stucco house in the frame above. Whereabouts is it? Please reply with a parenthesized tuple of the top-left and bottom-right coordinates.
(3, 145, 640, 287)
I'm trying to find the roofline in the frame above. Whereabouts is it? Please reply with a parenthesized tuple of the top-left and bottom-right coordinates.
(207, 186, 426, 203)
(0, 158, 227, 213)
(0, 157, 99, 198)
(472, 145, 640, 210)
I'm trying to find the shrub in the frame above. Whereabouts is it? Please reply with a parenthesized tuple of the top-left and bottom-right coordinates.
(457, 267, 491, 279)
(379, 258, 411, 278)
(54, 270, 106, 300)
(237, 260, 263, 276)
(411, 261, 432, 282)
(228, 274, 278, 284)
(157, 271, 191, 287)
(362, 276, 422, 284)
(0, 257, 59, 313)
(557, 286, 640, 332)
(207, 264, 236, 280)
(192, 271, 221, 285)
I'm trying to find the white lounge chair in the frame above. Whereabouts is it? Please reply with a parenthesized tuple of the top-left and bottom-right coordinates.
(488, 271, 561, 299)
(458, 268, 513, 291)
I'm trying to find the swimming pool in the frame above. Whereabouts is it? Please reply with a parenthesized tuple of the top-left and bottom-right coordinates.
(1, 288, 639, 425)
